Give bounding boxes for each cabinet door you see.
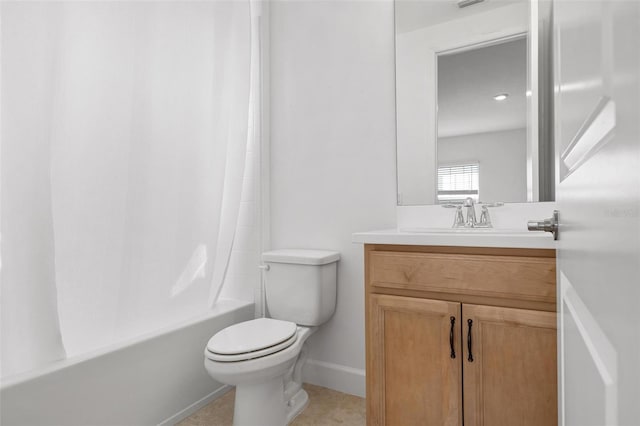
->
[368,294,462,426]
[462,304,557,426]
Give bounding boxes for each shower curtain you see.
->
[1,0,255,378]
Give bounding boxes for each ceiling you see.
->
[395,0,525,34]
[437,37,527,138]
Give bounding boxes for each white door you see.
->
[554,0,640,425]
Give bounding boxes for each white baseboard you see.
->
[302,359,366,398]
[158,384,232,426]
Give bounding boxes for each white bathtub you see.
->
[0,299,254,426]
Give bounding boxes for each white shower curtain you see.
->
[1,0,254,378]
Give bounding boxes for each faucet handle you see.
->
[452,205,465,228]
[477,205,492,228]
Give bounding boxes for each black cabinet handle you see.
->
[449,316,456,359]
[467,319,474,362]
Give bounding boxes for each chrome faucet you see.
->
[463,197,477,228]
[447,198,502,228]
[449,197,477,228]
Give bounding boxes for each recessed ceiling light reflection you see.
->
[493,93,509,101]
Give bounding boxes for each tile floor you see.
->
[177,383,365,426]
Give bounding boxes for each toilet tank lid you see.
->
[262,249,340,265]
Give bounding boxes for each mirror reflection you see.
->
[395,0,553,206]
[437,37,527,204]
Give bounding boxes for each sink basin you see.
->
[400,227,528,235]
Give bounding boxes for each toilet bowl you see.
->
[203,249,340,426]
[204,320,316,425]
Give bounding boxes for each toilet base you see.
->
[285,387,309,424]
[233,377,286,426]
[232,381,309,426]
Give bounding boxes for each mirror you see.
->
[395,0,554,206]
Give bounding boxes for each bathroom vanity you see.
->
[354,231,557,426]
[366,0,559,420]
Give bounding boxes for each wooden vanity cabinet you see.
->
[462,304,557,426]
[365,244,557,426]
[368,294,462,426]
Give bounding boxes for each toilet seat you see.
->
[206,318,298,362]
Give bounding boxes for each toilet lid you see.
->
[206,318,297,357]
[206,332,298,362]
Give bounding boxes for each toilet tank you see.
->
[262,249,340,326]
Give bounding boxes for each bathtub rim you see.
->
[0,298,254,390]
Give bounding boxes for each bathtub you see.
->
[0,299,254,426]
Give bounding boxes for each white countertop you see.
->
[352,228,556,249]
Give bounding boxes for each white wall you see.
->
[269,0,397,396]
[438,128,528,203]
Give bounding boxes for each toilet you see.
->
[204,249,340,426]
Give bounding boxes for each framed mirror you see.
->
[395,0,553,206]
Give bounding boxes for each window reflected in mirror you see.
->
[437,163,480,204]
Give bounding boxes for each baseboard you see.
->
[302,359,366,398]
[157,384,232,426]
[158,361,364,425]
